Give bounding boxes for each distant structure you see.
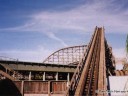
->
[115,58,127,64]
[124,64,128,71]
[43,45,87,65]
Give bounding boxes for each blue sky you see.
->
[0,0,127,62]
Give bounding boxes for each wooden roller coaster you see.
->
[65,27,115,96]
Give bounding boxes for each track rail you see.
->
[0,70,14,81]
[0,63,19,81]
[65,27,107,96]
[81,28,101,96]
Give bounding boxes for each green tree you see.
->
[126,34,128,58]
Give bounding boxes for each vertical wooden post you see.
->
[29,71,31,81]
[21,81,24,96]
[56,72,58,81]
[48,81,51,96]
[67,73,70,88]
[43,72,45,81]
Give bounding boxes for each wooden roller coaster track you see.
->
[65,26,115,96]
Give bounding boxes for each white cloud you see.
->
[112,48,127,70]
[0,46,52,62]
[113,48,126,59]
[46,32,68,47]
[116,64,123,70]
[0,0,128,34]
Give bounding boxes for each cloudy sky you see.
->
[0,0,127,62]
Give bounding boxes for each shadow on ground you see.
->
[0,79,22,96]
